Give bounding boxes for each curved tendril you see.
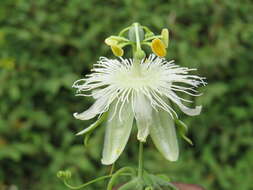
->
[63,175,111,189]
[107,167,136,190]
[62,173,133,190]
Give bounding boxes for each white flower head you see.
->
[73,54,206,165]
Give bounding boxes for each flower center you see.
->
[112,64,161,89]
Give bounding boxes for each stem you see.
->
[109,163,115,176]
[143,35,162,42]
[107,167,136,190]
[119,27,130,36]
[141,26,152,33]
[138,142,144,178]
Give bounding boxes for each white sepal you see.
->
[73,97,108,120]
[150,108,179,161]
[101,101,134,165]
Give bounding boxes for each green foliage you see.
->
[0,0,253,189]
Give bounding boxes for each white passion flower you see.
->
[73,54,205,165]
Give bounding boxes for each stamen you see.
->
[161,28,169,48]
[111,45,124,57]
[151,39,167,57]
[73,55,204,122]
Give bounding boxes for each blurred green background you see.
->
[1,0,253,189]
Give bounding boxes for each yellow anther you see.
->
[161,28,169,48]
[111,45,124,57]
[105,37,117,46]
[151,38,167,57]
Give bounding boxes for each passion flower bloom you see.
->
[72,54,205,165]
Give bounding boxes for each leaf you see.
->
[118,178,140,190]
[149,174,178,190]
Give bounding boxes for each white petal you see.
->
[133,93,152,142]
[73,97,108,120]
[150,108,179,161]
[101,100,134,165]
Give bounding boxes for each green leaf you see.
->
[148,174,178,190]
[155,174,171,182]
[118,178,140,190]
